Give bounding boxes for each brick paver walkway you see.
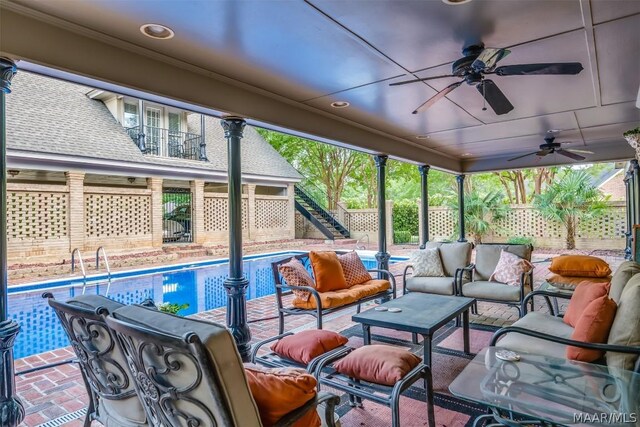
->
[14,249,625,427]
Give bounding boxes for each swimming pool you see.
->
[9,251,406,359]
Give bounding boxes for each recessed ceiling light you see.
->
[415,135,431,140]
[442,0,472,5]
[462,153,472,157]
[547,129,561,133]
[140,23,175,40]
[330,101,350,108]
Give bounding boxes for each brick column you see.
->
[190,180,205,244]
[385,200,394,248]
[66,171,85,252]
[147,177,163,248]
[247,184,257,241]
[287,184,296,239]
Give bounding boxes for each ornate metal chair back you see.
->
[44,293,147,426]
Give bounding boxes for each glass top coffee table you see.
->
[450,347,640,426]
[352,293,475,366]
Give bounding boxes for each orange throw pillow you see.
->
[244,364,320,427]
[563,281,610,327]
[338,251,372,287]
[566,295,617,362]
[333,345,421,386]
[549,255,611,278]
[309,251,347,292]
[271,330,348,364]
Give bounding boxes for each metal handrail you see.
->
[71,248,88,293]
[125,125,202,160]
[96,246,112,296]
[355,234,369,250]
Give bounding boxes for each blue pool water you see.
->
[9,251,405,359]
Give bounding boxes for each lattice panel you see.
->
[349,212,378,232]
[85,193,151,237]
[255,199,289,229]
[7,191,68,240]
[577,206,626,239]
[492,207,564,239]
[428,208,456,239]
[204,196,248,231]
[295,212,305,231]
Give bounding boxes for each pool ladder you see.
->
[71,247,112,296]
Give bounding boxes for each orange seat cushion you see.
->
[549,255,611,278]
[271,330,348,364]
[546,274,611,290]
[292,279,390,310]
[244,364,320,427]
[309,251,348,292]
[338,251,372,286]
[333,345,421,386]
[566,295,617,362]
[563,281,610,327]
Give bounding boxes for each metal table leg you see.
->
[463,308,470,354]
[363,325,371,345]
[422,334,432,367]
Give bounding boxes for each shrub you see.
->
[507,236,535,246]
[157,302,189,315]
[394,230,412,244]
[393,200,419,238]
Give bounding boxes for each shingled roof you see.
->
[6,72,301,181]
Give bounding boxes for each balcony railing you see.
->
[125,125,205,161]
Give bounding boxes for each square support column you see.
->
[66,171,86,252]
[246,184,257,241]
[221,117,251,361]
[0,56,25,427]
[287,184,296,239]
[147,178,164,248]
[190,179,205,244]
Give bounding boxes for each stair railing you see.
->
[295,182,349,235]
[71,248,88,294]
[96,246,113,296]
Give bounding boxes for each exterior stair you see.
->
[294,185,350,240]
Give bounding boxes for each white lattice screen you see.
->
[428,207,456,240]
[7,191,68,240]
[204,195,248,231]
[255,198,289,229]
[348,211,378,232]
[491,206,564,239]
[577,205,626,239]
[85,193,151,237]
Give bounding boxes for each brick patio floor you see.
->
[13,250,625,427]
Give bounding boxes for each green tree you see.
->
[533,169,609,249]
[447,188,510,244]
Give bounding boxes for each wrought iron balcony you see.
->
[125,125,207,161]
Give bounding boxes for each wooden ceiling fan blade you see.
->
[412,81,463,114]
[508,151,538,162]
[495,62,583,76]
[557,149,585,161]
[390,75,456,86]
[536,149,552,156]
[477,80,514,115]
[566,149,594,154]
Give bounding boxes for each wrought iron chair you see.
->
[105,304,341,427]
[43,293,147,427]
[272,251,396,334]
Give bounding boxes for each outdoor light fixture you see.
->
[442,0,472,5]
[7,170,19,177]
[330,101,350,108]
[128,177,136,183]
[140,23,175,40]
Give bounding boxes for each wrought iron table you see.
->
[450,347,640,426]
[352,293,475,366]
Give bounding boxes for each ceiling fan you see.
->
[390,44,583,115]
[508,136,593,162]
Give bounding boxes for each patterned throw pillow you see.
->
[338,251,372,287]
[489,250,533,286]
[410,248,445,277]
[278,258,314,302]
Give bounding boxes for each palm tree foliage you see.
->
[533,170,609,249]
[447,190,510,244]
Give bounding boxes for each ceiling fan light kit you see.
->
[392,43,583,117]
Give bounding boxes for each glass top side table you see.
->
[450,347,639,426]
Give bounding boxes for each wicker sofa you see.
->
[272,252,396,334]
[492,260,640,373]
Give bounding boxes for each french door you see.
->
[146,107,162,155]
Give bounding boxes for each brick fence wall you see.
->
[6,174,295,261]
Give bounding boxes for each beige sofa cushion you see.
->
[406,277,455,295]
[66,295,147,427]
[496,312,574,359]
[424,241,472,277]
[606,275,640,371]
[461,280,529,302]
[474,244,532,281]
[112,305,262,427]
[609,260,640,303]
